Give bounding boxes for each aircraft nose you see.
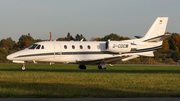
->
[6,54,14,60]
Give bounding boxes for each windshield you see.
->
[28,44,38,49]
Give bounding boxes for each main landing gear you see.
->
[78,65,86,69]
[78,61,106,70]
[98,61,106,70]
[21,62,28,70]
[98,64,106,69]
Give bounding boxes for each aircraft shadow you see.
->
[0,81,178,98]
[0,69,180,74]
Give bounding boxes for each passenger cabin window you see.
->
[41,45,44,49]
[87,45,91,49]
[64,45,67,49]
[28,44,38,49]
[36,45,41,49]
[72,45,75,49]
[80,45,83,49]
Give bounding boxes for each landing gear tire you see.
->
[98,65,102,69]
[21,61,28,71]
[98,64,106,70]
[21,65,26,70]
[78,65,86,69]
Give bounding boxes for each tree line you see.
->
[0,32,180,64]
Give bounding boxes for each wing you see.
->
[76,55,130,65]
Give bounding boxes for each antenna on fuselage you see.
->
[50,32,52,41]
[80,38,84,41]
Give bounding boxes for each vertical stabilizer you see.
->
[143,17,168,41]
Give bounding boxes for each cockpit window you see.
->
[36,45,41,49]
[41,45,44,49]
[28,44,38,49]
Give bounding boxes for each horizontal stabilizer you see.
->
[143,34,171,42]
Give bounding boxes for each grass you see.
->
[0,64,180,98]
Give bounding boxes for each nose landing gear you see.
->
[21,62,28,70]
[21,65,26,70]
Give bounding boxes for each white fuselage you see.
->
[6,39,161,65]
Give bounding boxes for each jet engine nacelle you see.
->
[106,41,137,53]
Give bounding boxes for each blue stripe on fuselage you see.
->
[15,45,161,58]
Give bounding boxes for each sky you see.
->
[0,0,180,42]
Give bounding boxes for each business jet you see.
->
[7,17,171,70]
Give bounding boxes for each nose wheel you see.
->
[21,62,28,70]
[21,65,26,70]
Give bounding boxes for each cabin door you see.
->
[54,43,61,59]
